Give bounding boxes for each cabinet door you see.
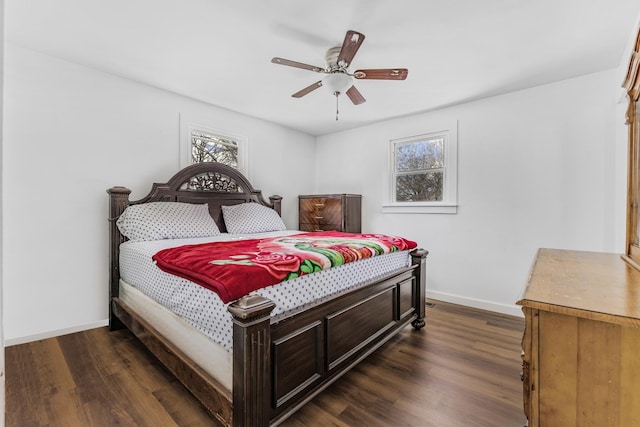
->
[623,28,640,269]
[536,310,640,426]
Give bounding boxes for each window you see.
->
[179,114,247,175]
[383,121,458,214]
[190,130,239,167]
[394,136,445,202]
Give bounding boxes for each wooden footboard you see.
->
[229,249,427,426]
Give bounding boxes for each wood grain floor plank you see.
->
[6,300,527,427]
[41,389,92,427]
[277,400,350,427]
[152,386,219,427]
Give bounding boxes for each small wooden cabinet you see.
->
[298,194,361,233]
[517,249,640,427]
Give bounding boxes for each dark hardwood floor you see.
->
[5,300,527,426]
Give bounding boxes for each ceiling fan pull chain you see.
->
[335,92,339,121]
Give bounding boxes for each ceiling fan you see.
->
[271,30,408,120]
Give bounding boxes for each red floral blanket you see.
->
[152,231,417,303]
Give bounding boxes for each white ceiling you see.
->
[6,0,640,136]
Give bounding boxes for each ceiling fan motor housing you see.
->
[325,46,344,71]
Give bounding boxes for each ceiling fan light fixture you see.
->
[322,72,353,95]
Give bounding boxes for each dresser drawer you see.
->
[299,198,342,225]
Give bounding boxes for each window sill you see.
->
[381,203,458,214]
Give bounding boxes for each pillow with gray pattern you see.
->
[117,202,220,241]
[222,202,286,234]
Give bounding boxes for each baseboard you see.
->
[426,290,523,318]
[4,319,109,347]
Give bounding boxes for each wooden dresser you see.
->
[298,194,361,233]
[517,248,640,427]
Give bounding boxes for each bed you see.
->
[107,162,428,427]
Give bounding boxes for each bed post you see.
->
[411,249,429,329]
[228,295,276,427]
[107,186,132,331]
[269,195,282,216]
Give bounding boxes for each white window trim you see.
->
[179,113,248,176]
[382,120,458,214]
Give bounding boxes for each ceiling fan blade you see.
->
[346,85,366,105]
[354,68,408,80]
[271,57,325,73]
[337,30,365,68]
[292,81,323,98]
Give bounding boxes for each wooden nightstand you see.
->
[298,194,361,233]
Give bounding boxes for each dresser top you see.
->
[298,194,361,198]
[518,248,640,325]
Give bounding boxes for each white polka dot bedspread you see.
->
[119,230,413,351]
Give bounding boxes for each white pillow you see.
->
[116,202,220,241]
[222,202,286,234]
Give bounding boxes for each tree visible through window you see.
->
[393,136,445,202]
[191,129,239,168]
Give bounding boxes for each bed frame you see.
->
[107,162,428,427]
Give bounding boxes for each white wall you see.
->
[2,44,316,344]
[316,70,622,316]
[0,0,5,423]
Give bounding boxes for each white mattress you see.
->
[119,279,233,390]
[119,231,412,352]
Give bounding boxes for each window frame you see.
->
[179,113,248,176]
[383,121,458,214]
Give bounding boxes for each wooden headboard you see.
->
[106,162,282,328]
